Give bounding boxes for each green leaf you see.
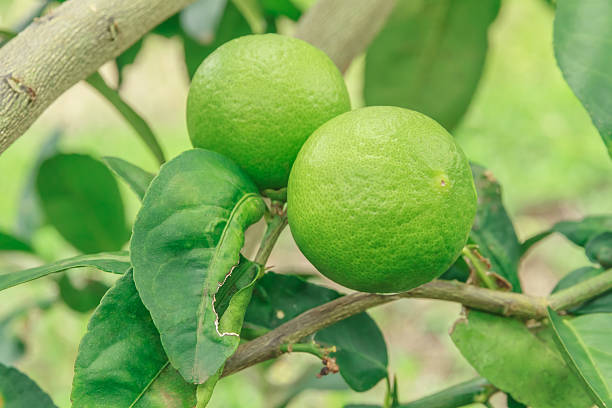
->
[36,153,129,253]
[0,251,130,291]
[554,0,612,157]
[0,232,33,253]
[86,73,166,165]
[102,156,154,201]
[0,321,25,365]
[552,266,612,315]
[316,314,388,392]
[469,164,522,292]
[554,215,612,247]
[180,0,228,43]
[116,39,143,87]
[549,309,612,408]
[131,149,265,384]
[259,0,302,20]
[0,363,57,407]
[245,272,388,391]
[586,232,612,268]
[56,274,110,313]
[507,395,528,408]
[152,14,182,38]
[439,256,470,282]
[364,0,500,130]
[183,1,252,79]
[15,129,61,241]
[72,270,196,407]
[398,377,492,408]
[451,310,592,408]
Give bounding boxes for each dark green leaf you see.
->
[152,14,182,38]
[245,272,388,391]
[439,256,470,282]
[0,363,57,407]
[72,271,196,407]
[451,310,592,408]
[183,1,252,79]
[316,314,388,392]
[548,309,612,408]
[259,0,302,20]
[586,232,612,268]
[15,129,61,241]
[102,156,154,201]
[56,274,110,313]
[364,0,500,130]
[180,0,228,43]
[0,251,130,291]
[131,149,265,383]
[552,266,612,315]
[86,73,166,165]
[116,39,143,87]
[0,232,33,253]
[398,377,492,408]
[554,0,612,157]
[554,215,612,247]
[469,164,522,292]
[507,394,528,408]
[36,153,129,253]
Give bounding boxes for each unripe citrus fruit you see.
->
[186,34,351,190]
[287,106,477,293]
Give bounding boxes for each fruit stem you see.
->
[461,247,498,290]
[279,342,336,360]
[254,200,288,267]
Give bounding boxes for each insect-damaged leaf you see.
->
[131,149,265,384]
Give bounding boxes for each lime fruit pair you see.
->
[187,34,476,294]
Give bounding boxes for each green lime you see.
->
[186,34,351,190]
[287,106,477,293]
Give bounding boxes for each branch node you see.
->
[318,357,339,377]
[3,75,36,102]
[108,17,119,41]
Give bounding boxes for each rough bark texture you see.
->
[294,0,397,72]
[0,0,195,154]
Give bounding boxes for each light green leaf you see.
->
[549,309,612,408]
[451,310,592,408]
[0,363,57,407]
[469,164,522,292]
[36,153,129,253]
[72,270,196,407]
[131,149,265,384]
[0,251,130,291]
[102,156,154,201]
[364,0,500,130]
[399,377,493,408]
[554,0,612,157]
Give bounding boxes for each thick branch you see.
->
[0,0,195,154]
[294,0,396,72]
[223,270,612,376]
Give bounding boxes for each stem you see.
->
[85,72,165,165]
[462,247,497,290]
[549,268,612,310]
[279,342,334,359]
[223,269,612,377]
[253,203,288,266]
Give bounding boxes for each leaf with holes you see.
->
[0,251,130,292]
[71,270,196,407]
[364,0,500,130]
[469,164,521,292]
[36,153,129,253]
[130,149,265,384]
[549,309,612,408]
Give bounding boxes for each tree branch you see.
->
[223,269,612,377]
[0,0,195,155]
[294,0,396,72]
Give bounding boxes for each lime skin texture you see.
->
[186,33,351,191]
[287,106,477,293]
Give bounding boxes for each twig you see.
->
[222,269,612,377]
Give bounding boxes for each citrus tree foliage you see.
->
[1,1,611,407]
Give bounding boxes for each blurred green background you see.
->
[0,0,611,407]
